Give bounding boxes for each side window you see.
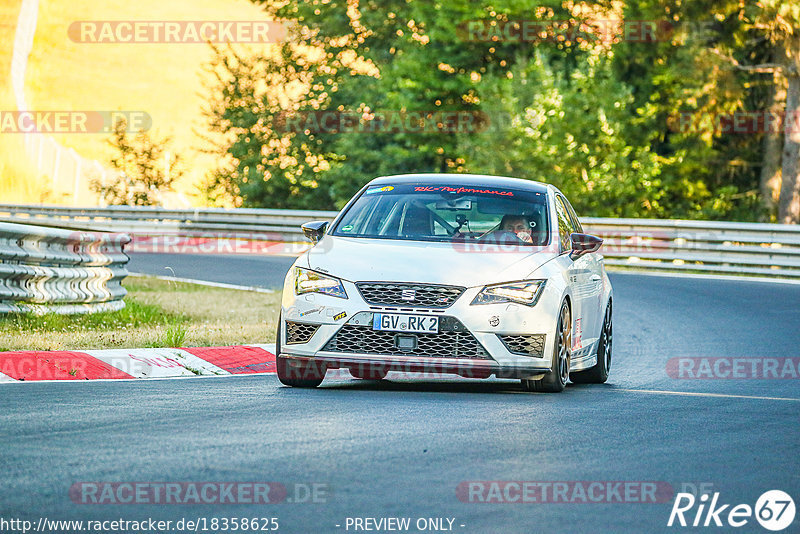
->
[563,197,584,233]
[554,195,576,253]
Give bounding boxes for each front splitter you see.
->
[280,352,550,380]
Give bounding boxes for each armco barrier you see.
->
[0,204,798,279]
[0,221,130,314]
[0,204,338,242]
[581,217,800,278]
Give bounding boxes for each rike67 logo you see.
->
[668,490,795,531]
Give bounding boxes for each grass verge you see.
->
[0,276,280,351]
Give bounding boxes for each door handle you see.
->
[590,274,602,282]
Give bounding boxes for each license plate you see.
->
[372,313,439,334]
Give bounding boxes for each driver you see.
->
[500,215,534,243]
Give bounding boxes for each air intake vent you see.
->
[285,322,320,344]
[498,334,545,358]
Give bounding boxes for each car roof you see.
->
[368,173,552,195]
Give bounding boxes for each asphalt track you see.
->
[127,253,296,289]
[1,253,799,533]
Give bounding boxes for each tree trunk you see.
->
[760,71,784,218]
[779,67,800,224]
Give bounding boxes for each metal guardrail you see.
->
[0,221,130,314]
[0,204,798,279]
[581,217,800,278]
[0,204,337,241]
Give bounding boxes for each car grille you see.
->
[323,317,490,359]
[285,321,320,344]
[355,282,465,308]
[499,334,545,357]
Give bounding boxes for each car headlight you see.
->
[294,267,348,299]
[471,280,546,306]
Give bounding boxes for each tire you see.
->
[522,300,571,393]
[275,313,325,388]
[571,300,612,384]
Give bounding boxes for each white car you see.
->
[277,174,612,392]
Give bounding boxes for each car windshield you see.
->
[331,183,550,246]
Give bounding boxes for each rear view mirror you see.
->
[301,221,329,243]
[435,199,472,211]
[570,233,603,259]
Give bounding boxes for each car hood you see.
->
[304,236,557,287]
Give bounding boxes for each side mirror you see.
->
[570,233,602,259]
[301,221,329,244]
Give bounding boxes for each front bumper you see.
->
[281,276,561,380]
[279,352,550,379]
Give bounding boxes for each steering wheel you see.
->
[478,230,530,244]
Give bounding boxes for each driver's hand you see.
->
[516,231,533,243]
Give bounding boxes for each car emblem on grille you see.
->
[401,289,416,301]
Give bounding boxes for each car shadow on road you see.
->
[321,379,523,395]
[313,377,610,395]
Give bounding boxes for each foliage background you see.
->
[201,0,797,221]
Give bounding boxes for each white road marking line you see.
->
[616,388,800,402]
[128,272,275,293]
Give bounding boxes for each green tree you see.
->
[606,0,799,220]
[209,1,587,208]
[92,119,183,206]
[458,53,668,217]
[203,0,791,221]
[201,43,340,208]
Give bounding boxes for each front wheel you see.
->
[571,300,612,384]
[276,356,325,388]
[522,300,571,393]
